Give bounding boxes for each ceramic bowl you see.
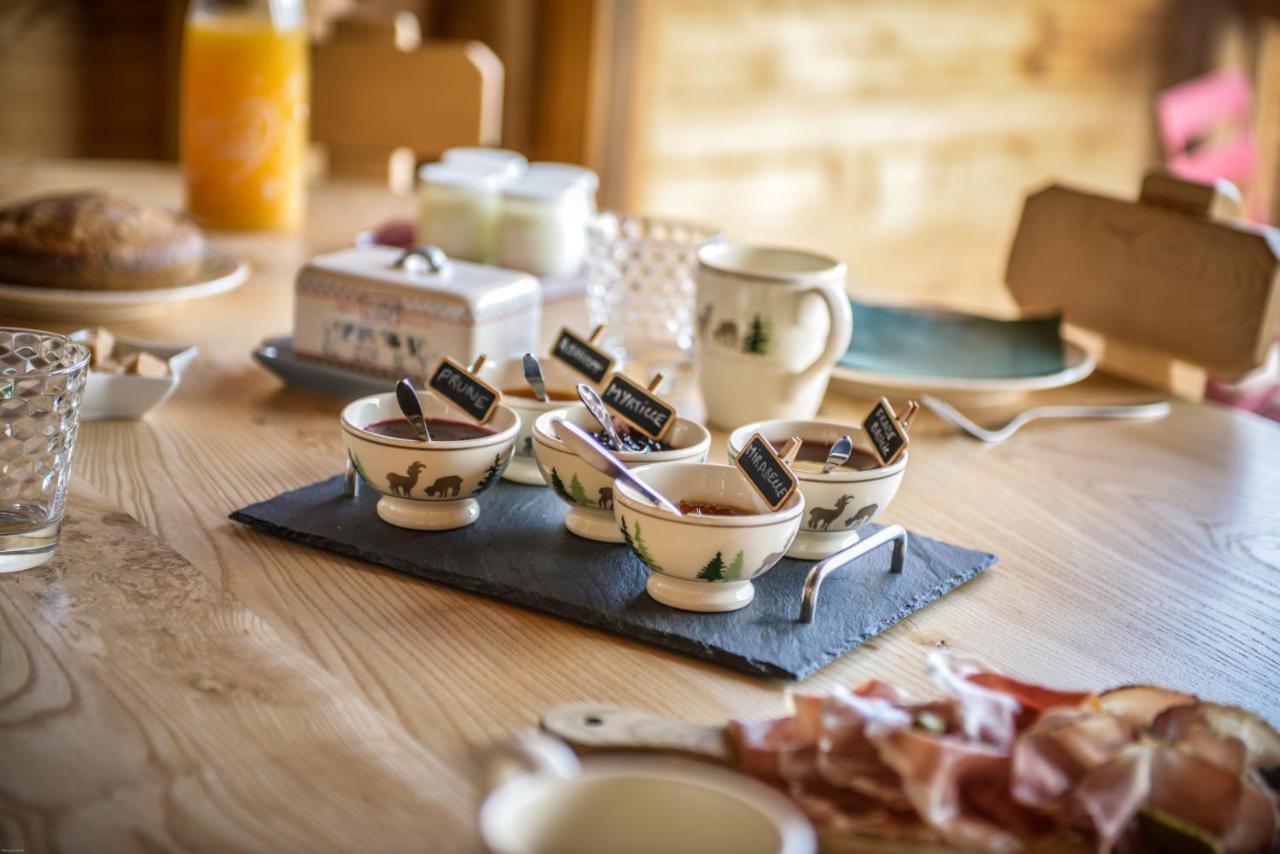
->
[727,418,908,560]
[532,405,711,542]
[612,463,803,612]
[341,391,520,530]
[70,329,198,421]
[482,356,598,486]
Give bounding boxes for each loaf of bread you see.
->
[0,191,205,290]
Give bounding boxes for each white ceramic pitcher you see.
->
[694,244,852,428]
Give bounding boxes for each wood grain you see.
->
[312,19,504,186]
[1,160,1279,850]
[0,484,475,853]
[620,0,1176,312]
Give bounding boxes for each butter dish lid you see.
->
[298,245,540,317]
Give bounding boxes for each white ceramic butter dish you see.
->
[293,245,541,377]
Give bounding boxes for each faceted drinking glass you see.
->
[0,329,89,572]
[585,214,719,389]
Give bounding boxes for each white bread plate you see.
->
[69,329,198,421]
[0,251,248,323]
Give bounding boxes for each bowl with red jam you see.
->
[482,356,602,487]
[531,405,711,543]
[340,391,520,530]
[727,418,908,560]
[612,462,804,612]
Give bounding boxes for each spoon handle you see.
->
[554,420,682,515]
[522,353,550,403]
[576,383,625,450]
[394,378,433,442]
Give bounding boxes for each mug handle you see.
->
[486,732,582,790]
[794,280,853,386]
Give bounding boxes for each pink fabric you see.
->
[1157,70,1255,194]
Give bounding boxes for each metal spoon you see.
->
[394,378,432,442]
[821,434,854,474]
[522,353,550,402]
[576,382,624,450]
[553,420,682,515]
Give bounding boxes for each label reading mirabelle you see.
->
[735,432,798,511]
[863,397,908,465]
[551,327,614,384]
[599,373,675,440]
[429,357,500,423]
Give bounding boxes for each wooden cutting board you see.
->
[1006,170,1280,389]
[0,484,475,852]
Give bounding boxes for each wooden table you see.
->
[2,160,1278,853]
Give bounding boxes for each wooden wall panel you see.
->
[623,0,1177,312]
[0,0,168,161]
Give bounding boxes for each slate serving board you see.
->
[230,478,996,680]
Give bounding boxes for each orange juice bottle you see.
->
[181,0,308,231]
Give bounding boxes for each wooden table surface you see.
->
[2,160,1278,853]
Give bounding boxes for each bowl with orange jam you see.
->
[341,391,520,530]
[727,418,908,560]
[612,462,804,612]
[482,356,594,486]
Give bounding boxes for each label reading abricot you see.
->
[551,327,614,384]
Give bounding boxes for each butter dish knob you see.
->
[394,244,451,276]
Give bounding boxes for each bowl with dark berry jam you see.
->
[612,462,804,612]
[531,404,711,543]
[481,356,597,487]
[727,418,908,560]
[340,391,520,531]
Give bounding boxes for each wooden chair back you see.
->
[1006,170,1280,399]
[311,12,504,192]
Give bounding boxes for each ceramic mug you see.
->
[480,735,816,854]
[695,245,852,429]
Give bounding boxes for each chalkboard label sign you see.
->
[600,373,676,440]
[735,432,798,511]
[863,397,909,465]
[429,357,500,423]
[551,327,614,384]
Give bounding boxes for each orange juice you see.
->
[181,10,308,231]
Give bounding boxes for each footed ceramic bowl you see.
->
[341,391,520,530]
[613,463,803,612]
[727,418,908,560]
[532,405,710,542]
[482,356,600,486]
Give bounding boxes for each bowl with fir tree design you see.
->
[532,405,710,542]
[727,418,908,560]
[613,462,804,612]
[481,355,602,486]
[341,391,520,531]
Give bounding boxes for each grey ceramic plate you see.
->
[252,336,388,399]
